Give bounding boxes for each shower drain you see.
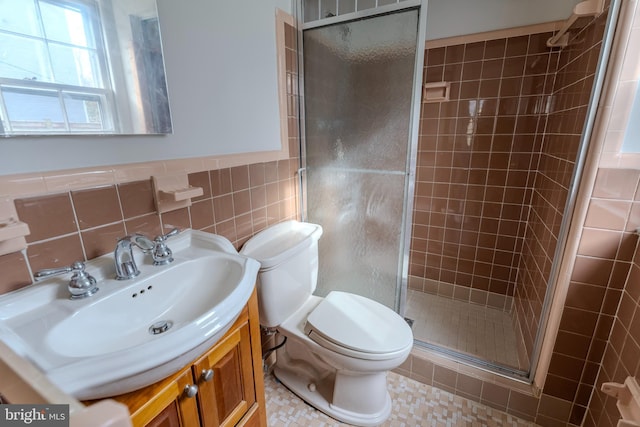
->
[149,320,173,335]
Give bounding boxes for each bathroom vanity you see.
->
[0,229,266,426]
[87,289,267,427]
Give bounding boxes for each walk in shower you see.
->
[298,0,615,380]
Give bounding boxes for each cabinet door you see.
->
[144,404,181,427]
[193,322,256,427]
[236,405,261,427]
[131,369,200,427]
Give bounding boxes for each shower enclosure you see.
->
[299,0,616,380]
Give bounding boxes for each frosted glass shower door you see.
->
[303,9,419,310]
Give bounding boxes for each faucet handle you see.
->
[34,261,99,300]
[34,261,86,280]
[152,228,179,266]
[156,228,179,242]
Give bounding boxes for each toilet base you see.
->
[273,366,392,427]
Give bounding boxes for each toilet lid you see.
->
[304,291,413,355]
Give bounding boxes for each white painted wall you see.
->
[0,0,291,176]
[426,0,582,40]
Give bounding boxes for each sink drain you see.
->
[149,320,173,335]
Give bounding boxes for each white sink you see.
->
[0,230,260,400]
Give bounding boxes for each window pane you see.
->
[304,0,319,22]
[3,87,66,131]
[0,32,53,81]
[320,0,337,19]
[0,0,42,37]
[49,43,102,87]
[39,1,95,48]
[338,0,356,16]
[63,92,108,131]
[357,0,376,11]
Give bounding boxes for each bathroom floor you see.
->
[405,290,526,370]
[265,371,539,426]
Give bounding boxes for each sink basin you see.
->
[47,255,245,358]
[0,230,260,400]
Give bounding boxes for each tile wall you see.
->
[515,1,609,363]
[409,31,560,312]
[577,169,640,427]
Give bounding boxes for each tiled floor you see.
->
[405,290,526,370]
[265,371,539,426]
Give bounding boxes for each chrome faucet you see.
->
[34,261,99,299]
[114,234,155,280]
[114,229,180,280]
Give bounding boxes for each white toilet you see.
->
[241,220,413,426]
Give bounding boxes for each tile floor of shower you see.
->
[405,289,528,371]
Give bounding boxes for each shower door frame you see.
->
[295,0,428,317]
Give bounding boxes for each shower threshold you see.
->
[413,339,530,380]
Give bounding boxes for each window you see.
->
[0,0,114,134]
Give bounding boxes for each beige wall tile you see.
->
[15,193,77,243]
[71,186,122,230]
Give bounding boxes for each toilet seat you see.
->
[304,291,413,361]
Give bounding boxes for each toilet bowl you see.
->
[241,220,413,426]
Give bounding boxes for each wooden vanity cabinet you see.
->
[95,289,267,427]
[193,321,255,427]
[131,368,200,427]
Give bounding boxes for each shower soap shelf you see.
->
[601,377,640,427]
[423,82,450,103]
[152,173,204,214]
[547,0,604,47]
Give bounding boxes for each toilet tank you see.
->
[240,221,323,328]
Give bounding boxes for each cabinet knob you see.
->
[200,369,214,382]
[183,384,198,398]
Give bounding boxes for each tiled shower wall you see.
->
[409,32,561,311]
[0,21,301,297]
[515,7,609,365]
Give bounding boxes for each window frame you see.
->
[0,0,117,135]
